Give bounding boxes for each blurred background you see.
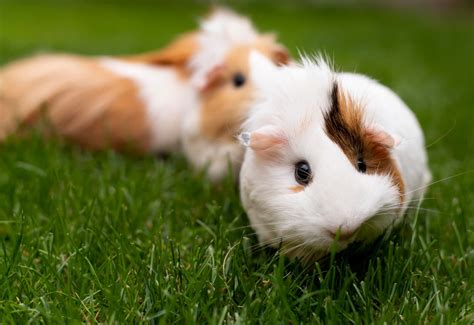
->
[0,2,473,321]
[1,0,472,61]
[0,0,473,166]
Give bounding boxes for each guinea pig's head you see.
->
[195,40,288,142]
[239,52,404,262]
[181,8,289,181]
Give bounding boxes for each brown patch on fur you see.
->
[122,32,197,81]
[324,83,405,201]
[258,34,289,66]
[289,185,304,193]
[199,46,255,141]
[123,32,197,71]
[199,39,289,142]
[0,55,151,152]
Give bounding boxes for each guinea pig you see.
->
[0,8,288,180]
[239,52,431,263]
[181,8,289,180]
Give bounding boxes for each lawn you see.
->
[0,0,473,323]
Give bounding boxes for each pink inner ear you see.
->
[272,46,289,66]
[200,64,225,92]
[248,125,287,160]
[366,126,399,148]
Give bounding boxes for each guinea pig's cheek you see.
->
[356,211,394,243]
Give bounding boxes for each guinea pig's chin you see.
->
[354,212,398,243]
[278,237,350,262]
[273,212,399,261]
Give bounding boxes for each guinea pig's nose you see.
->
[328,226,357,241]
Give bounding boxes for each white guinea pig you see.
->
[239,52,432,262]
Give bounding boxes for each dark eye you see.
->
[295,160,312,185]
[356,157,367,173]
[232,73,246,88]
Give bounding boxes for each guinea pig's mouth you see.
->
[325,213,395,247]
[328,229,358,242]
[359,213,395,239]
[328,237,355,251]
[275,212,397,262]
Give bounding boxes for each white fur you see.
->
[100,58,198,151]
[239,52,431,261]
[181,106,244,181]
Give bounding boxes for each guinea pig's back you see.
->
[0,54,198,153]
[99,58,198,152]
[0,54,157,152]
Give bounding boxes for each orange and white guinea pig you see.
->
[0,8,289,181]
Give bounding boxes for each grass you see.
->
[0,0,473,323]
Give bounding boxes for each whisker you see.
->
[282,240,310,256]
[405,170,473,196]
[425,120,456,149]
[229,220,294,231]
[249,232,304,250]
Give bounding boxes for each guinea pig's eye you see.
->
[232,73,246,88]
[356,157,367,173]
[295,160,312,185]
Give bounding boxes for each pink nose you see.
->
[329,227,357,241]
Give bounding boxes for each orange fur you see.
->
[0,55,151,152]
[289,185,304,193]
[199,46,254,141]
[0,26,202,151]
[199,39,289,142]
[123,32,197,68]
[0,30,201,151]
[0,18,289,159]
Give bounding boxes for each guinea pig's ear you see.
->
[238,125,287,160]
[366,124,401,149]
[198,63,226,92]
[272,44,290,66]
[124,32,197,66]
[249,50,279,91]
[261,33,289,66]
